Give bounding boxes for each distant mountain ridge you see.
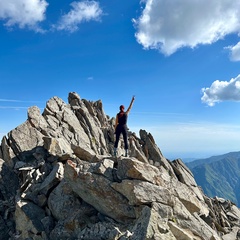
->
[186,151,240,206]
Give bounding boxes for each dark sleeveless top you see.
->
[117,112,128,126]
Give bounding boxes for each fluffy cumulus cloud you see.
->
[0,0,103,32]
[54,1,103,32]
[201,75,240,106]
[226,42,240,61]
[0,0,48,31]
[134,0,240,55]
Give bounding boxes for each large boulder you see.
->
[170,158,198,186]
[64,160,136,223]
[15,200,46,239]
[116,157,163,185]
[48,179,82,221]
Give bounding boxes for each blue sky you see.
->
[1,0,240,159]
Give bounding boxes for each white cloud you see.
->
[134,0,240,55]
[0,99,43,103]
[0,106,29,109]
[54,1,103,32]
[201,74,240,106]
[0,99,28,102]
[226,42,240,61]
[0,0,48,31]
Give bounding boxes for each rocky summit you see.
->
[0,92,240,240]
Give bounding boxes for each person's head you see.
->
[119,105,125,112]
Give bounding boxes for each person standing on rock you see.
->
[114,96,135,157]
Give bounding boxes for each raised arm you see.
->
[126,96,135,114]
